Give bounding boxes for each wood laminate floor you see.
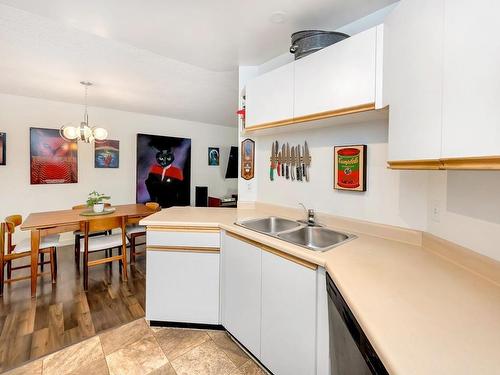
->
[0,244,146,373]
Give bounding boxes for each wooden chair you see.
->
[80,216,129,290]
[126,202,160,263]
[72,203,112,264]
[1,216,58,296]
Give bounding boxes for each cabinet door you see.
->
[146,250,220,324]
[294,27,377,119]
[441,0,500,158]
[384,0,445,161]
[221,233,261,356]
[261,250,317,375]
[245,63,294,128]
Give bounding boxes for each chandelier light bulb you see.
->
[61,126,78,140]
[93,127,108,141]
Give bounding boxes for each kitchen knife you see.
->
[275,140,279,176]
[297,145,302,181]
[281,144,285,177]
[300,145,306,180]
[286,143,290,179]
[290,146,295,181]
[270,142,275,181]
[277,150,281,177]
[304,141,311,182]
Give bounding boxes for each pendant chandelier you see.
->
[60,81,108,143]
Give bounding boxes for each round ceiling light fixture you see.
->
[60,81,108,143]
[270,11,287,24]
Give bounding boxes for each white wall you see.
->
[255,120,428,230]
[427,171,500,261]
[0,93,238,240]
[238,66,259,203]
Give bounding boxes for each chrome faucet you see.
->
[299,203,316,226]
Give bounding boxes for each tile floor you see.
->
[5,318,266,375]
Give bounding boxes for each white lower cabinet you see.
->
[221,233,262,357]
[221,231,322,375]
[261,250,317,375]
[146,249,220,325]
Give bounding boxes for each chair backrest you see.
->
[4,215,21,250]
[80,216,125,235]
[145,202,160,211]
[72,203,111,210]
[4,215,22,234]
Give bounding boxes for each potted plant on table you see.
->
[86,191,111,213]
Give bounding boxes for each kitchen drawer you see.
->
[146,227,220,248]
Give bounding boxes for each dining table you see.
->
[20,203,156,297]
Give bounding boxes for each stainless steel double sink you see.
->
[235,217,356,252]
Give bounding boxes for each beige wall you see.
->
[0,93,238,242]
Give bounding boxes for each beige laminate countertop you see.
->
[140,205,500,375]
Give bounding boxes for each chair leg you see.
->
[121,244,128,281]
[6,258,11,280]
[83,249,89,291]
[130,235,136,264]
[50,248,56,284]
[0,255,4,297]
[53,248,58,277]
[75,235,81,265]
[40,252,45,271]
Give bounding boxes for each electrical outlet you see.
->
[431,200,440,223]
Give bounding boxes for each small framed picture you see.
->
[208,147,220,166]
[334,145,367,192]
[95,140,120,168]
[0,133,5,166]
[241,139,255,180]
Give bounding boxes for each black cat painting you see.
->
[136,134,191,207]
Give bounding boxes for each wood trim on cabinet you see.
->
[226,231,318,271]
[387,159,442,170]
[441,156,500,170]
[146,226,220,233]
[244,103,376,132]
[388,155,500,170]
[146,245,220,253]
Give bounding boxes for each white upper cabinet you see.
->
[245,63,294,128]
[384,0,445,162]
[294,26,380,119]
[244,25,383,130]
[441,0,500,158]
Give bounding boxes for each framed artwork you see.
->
[0,133,5,166]
[136,133,191,208]
[95,140,119,168]
[30,127,78,184]
[208,147,220,166]
[241,138,255,180]
[334,145,367,192]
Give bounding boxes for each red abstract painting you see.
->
[30,128,78,184]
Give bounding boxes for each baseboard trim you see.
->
[148,320,225,330]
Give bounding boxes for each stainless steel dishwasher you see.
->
[327,273,388,375]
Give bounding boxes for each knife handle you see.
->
[277,162,280,176]
[270,166,274,181]
[286,165,289,179]
[297,166,301,181]
[302,164,306,179]
[281,163,284,177]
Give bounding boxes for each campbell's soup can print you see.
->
[337,148,361,189]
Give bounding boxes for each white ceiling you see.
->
[0,0,397,126]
